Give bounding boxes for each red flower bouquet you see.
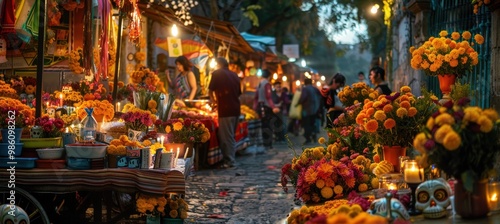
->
[34,115,65,137]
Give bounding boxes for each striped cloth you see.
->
[174,74,191,99]
[0,168,185,195]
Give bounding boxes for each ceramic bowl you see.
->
[36,148,65,160]
[65,143,107,159]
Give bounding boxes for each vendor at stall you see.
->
[167,56,198,100]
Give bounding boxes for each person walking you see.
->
[369,66,392,95]
[321,73,346,128]
[253,70,280,149]
[297,78,321,145]
[209,57,241,168]
[358,71,371,87]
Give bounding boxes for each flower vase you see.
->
[128,129,145,142]
[382,145,406,173]
[437,74,456,103]
[146,215,160,224]
[454,179,489,219]
[1,127,23,143]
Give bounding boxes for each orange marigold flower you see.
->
[383,104,393,113]
[408,107,418,117]
[474,34,484,44]
[462,31,472,40]
[365,119,379,133]
[400,101,411,109]
[383,118,396,129]
[374,110,387,121]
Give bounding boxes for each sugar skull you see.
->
[128,157,140,168]
[19,93,27,102]
[27,94,35,107]
[415,178,452,219]
[46,107,56,118]
[30,126,43,138]
[369,196,410,221]
[0,204,30,224]
[117,156,128,167]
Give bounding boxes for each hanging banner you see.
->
[167,37,183,57]
[283,44,299,59]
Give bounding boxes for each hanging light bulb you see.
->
[316,81,321,87]
[282,76,287,82]
[273,73,278,80]
[209,58,217,69]
[320,75,325,81]
[171,24,178,36]
[295,80,301,87]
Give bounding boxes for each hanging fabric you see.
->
[14,0,36,43]
[96,0,111,82]
[1,0,16,34]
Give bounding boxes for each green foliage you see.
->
[242,5,262,27]
[450,82,476,104]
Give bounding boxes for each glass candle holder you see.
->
[404,160,424,216]
[488,182,500,212]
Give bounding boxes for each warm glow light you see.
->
[295,80,301,87]
[171,24,178,36]
[273,73,278,80]
[304,72,311,79]
[209,58,217,69]
[371,4,380,14]
[492,193,498,202]
[301,59,306,67]
[316,81,321,87]
[387,183,397,190]
[321,75,325,81]
[282,76,287,82]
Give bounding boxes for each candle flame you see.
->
[388,183,397,190]
[492,193,498,201]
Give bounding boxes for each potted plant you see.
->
[0,97,35,143]
[413,98,500,218]
[355,86,437,172]
[121,107,155,141]
[410,30,484,99]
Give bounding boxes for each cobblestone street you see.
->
[184,129,327,224]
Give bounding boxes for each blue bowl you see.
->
[0,143,23,157]
[67,157,91,170]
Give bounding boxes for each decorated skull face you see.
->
[368,197,410,220]
[46,107,56,118]
[30,126,43,138]
[19,93,27,102]
[415,178,452,219]
[27,94,34,103]
[0,204,30,224]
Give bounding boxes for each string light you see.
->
[171,24,178,36]
[148,0,198,26]
[209,58,217,69]
[273,73,278,80]
[282,76,287,82]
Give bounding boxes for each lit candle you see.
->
[404,162,424,183]
[116,102,120,112]
[387,183,397,190]
[59,93,63,107]
[65,127,69,133]
[160,136,165,146]
[183,147,189,159]
[175,147,180,166]
[46,102,49,108]
[488,182,500,211]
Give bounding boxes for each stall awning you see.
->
[139,4,254,55]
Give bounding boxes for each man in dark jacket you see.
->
[298,79,321,144]
[209,57,241,168]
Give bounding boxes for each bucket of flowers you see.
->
[0,97,35,142]
[121,107,155,142]
[355,86,437,172]
[135,194,167,223]
[162,118,210,158]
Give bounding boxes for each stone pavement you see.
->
[183,129,328,224]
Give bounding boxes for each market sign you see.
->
[167,37,183,57]
[282,44,299,59]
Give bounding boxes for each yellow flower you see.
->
[443,131,461,151]
[478,115,494,133]
[482,108,499,121]
[396,108,408,118]
[321,187,334,199]
[462,31,472,40]
[435,124,452,144]
[373,110,386,121]
[435,113,455,126]
[333,185,343,194]
[173,122,183,131]
[165,126,171,133]
[358,183,368,192]
[371,177,379,189]
[413,133,428,154]
[316,179,325,189]
[439,30,448,37]
[318,137,326,144]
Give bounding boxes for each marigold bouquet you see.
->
[163,118,210,143]
[338,82,379,107]
[0,80,18,99]
[0,97,35,128]
[356,86,437,147]
[163,196,189,219]
[136,194,167,217]
[76,100,115,122]
[413,98,500,192]
[121,107,155,132]
[34,115,65,137]
[410,30,484,77]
